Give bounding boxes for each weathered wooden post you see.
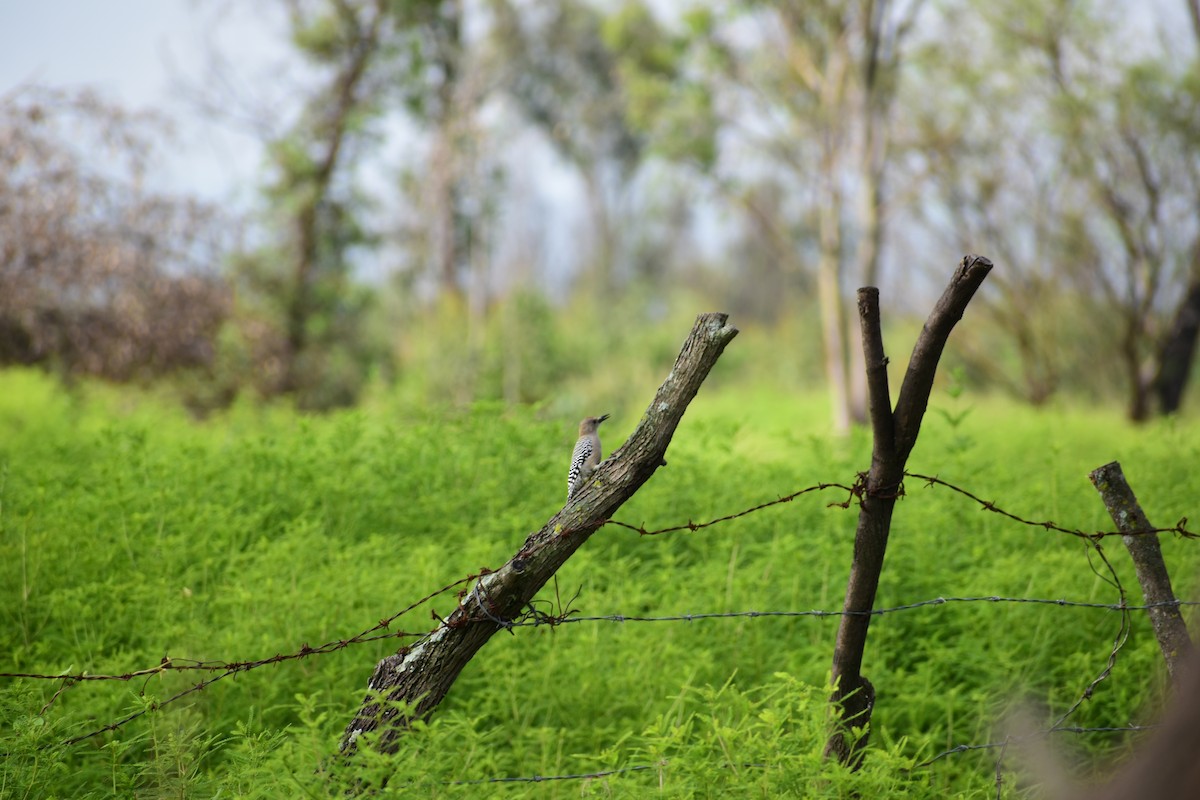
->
[1089,460,1192,680]
[825,255,993,767]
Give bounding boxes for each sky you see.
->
[1,0,284,205]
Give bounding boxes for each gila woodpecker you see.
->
[567,414,609,499]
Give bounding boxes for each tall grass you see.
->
[1,367,1196,798]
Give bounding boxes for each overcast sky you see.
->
[1,0,284,204]
[4,0,1188,201]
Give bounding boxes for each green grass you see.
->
[1,367,1197,798]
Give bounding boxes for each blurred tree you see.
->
[234,0,496,408]
[1147,1,1200,415]
[688,0,925,433]
[488,0,713,300]
[844,0,926,423]
[904,4,1079,405]
[384,0,501,306]
[202,0,546,408]
[0,87,231,383]
[918,0,1200,419]
[1157,280,1200,414]
[489,0,640,298]
[602,1,719,171]
[413,0,468,301]
[237,0,392,407]
[1053,44,1200,420]
[386,0,510,403]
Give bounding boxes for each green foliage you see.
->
[390,288,746,413]
[1,367,1198,797]
[602,1,718,168]
[291,11,349,62]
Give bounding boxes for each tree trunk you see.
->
[279,3,384,394]
[847,32,889,427]
[430,129,462,301]
[1119,316,1153,422]
[341,313,738,756]
[817,195,851,435]
[1156,280,1200,415]
[582,166,615,300]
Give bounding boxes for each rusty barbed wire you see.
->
[499,596,1199,629]
[16,571,488,747]
[597,467,1150,781]
[600,480,859,536]
[907,471,1196,540]
[3,572,481,684]
[0,479,859,690]
[593,471,1195,540]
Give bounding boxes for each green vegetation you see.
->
[1,367,1197,797]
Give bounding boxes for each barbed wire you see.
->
[25,571,486,746]
[10,596,1189,686]
[14,590,1160,752]
[1044,538,1130,771]
[2,471,1191,766]
[601,480,858,536]
[907,471,1196,540]
[598,467,1147,787]
[502,596,1200,630]
[450,763,660,785]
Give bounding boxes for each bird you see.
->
[567,414,609,499]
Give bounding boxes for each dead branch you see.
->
[340,312,738,755]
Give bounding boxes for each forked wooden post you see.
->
[1089,461,1193,680]
[825,256,992,767]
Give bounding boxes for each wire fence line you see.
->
[906,472,1196,541]
[3,470,1195,780]
[7,597,1194,684]
[919,724,1165,766]
[449,764,661,786]
[509,596,1200,629]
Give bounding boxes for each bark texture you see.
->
[825,255,992,766]
[341,312,738,755]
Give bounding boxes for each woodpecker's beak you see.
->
[597,413,610,424]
